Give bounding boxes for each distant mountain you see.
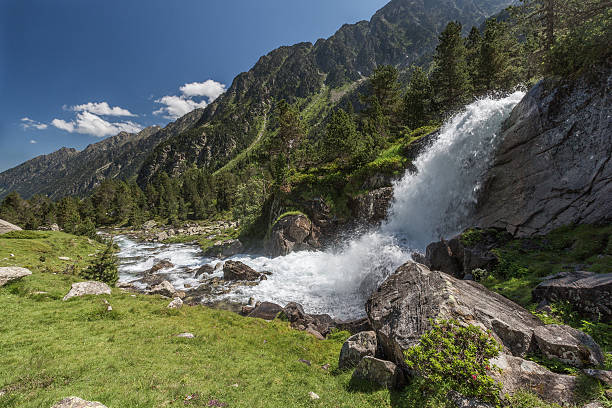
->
[1,0,514,199]
[0,109,203,199]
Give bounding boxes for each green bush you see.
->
[404,320,503,404]
[80,242,119,286]
[0,230,49,239]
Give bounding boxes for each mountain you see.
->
[0,109,203,200]
[1,0,515,199]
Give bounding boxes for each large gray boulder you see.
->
[63,281,111,301]
[0,219,22,234]
[265,214,320,257]
[489,354,579,406]
[351,356,405,389]
[51,396,107,408]
[223,261,261,281]
[351,187,394,224]
[0,266,31,286]
[475,67,612,237]
[339,331,377,370]
[366,262,604,371]
[533,271,612,322]
[204,239,243,259]
[150,280,178,298]
[247,302,283,320]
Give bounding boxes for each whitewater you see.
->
[116,91,525,320]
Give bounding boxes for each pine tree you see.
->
[403,66,435,129]
[360,65,402,141]
[322,108,361,164]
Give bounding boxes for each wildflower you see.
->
[472,374,477,380]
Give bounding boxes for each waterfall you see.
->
[117,91,525,319]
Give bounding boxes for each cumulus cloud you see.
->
[71,101,137,117]
[51,111,143,137]
[154,79,226,120]
[21,117,48,130]
[30,139,37,144]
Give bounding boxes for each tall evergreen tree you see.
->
[403,66,435,129]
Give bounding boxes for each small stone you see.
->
[230,383,239,388]
[176,332,194,338]
[51,396,107,408]
[167,297,183,309]
[58,256,71,261]
[321,364,330,370]
[63,281,112,301]
[298,359,311,366]
[306,327,325,340]
[583,369,612,386]
[308,392,320,400]
[351,356,405,389]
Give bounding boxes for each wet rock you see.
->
[533,324,604,368]
[533,271,612,322]
[148,259,174,274]
[0,218,21,234]
[265,214,320,257]
[489,353,579,405]
[194,264,215,278]
[247,302,283,320]
[425,240,461,277]
[204,239,243,259]
[583,369,612,386]
[475,67,612,237]
[0,266,31,286]
[150,280,177,298]
[339,331,377,370]
[51,396,107,408]
[351,356,405,389]
[167,297,183,309]
[223,261,261,281]
[63,282,111,301]
[351,187,394,223]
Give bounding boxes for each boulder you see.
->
[533,324,604,368]
[446,390,494,408]
[142,220,157,230]
[50,223,60,231]
[63,282,112,301]
[265,214,320,257]
[167,297,183,309]
[351,187,394,223]
[194,264,215,278]
[0,219,21,234]
[204,239,243,259]
[339,331,377,370]
[0,266,32,286]
[148,259,174,274]
[489,354,579,405]
[335,317,373,334]
[366,262,543,363]
[247,302,283,320]
[532,271,612,322]
[474,67,612,237]
[150,280,177,298]
[156,231,168,241]
[223,261,261,281]
[51,397,107,408]
[583,369,612,386]
[305,327,325,340]
[351,356,405,389]
[425,240,462,277]
[281,302,335,336]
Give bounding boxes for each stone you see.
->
[50,223,60,231]
[446,390,494,408]
[0,218,21,234]
[58,256,71,261]
[156,231,168,241]
[204,239,243,259]
[195,264,215,278]
[489,354,579,405]
[306,327,325,340]
[176,332,195,338]
[265,214,320,257]
[532,271,612,322]
[63,282,111,301]
[0,266,31,286]
[150,280,177,298]
[339,331,377,370]
[142,220,157,230]
[308,392,319,400]
[281,302,335,336]
[351,187,394,223]
[583,403,605,408]
[533,324,604,368]
[475,67,612,237]
[334,317,373,334]
[425,240,462,277]
[223,261,261,281]
[247,302,283,320]
[583,369,612,386]
[167,297,183,309]
[351,356,405,389]
[148,259,174,274]
[51,397,107,408]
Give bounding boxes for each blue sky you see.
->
[0,0,389,172]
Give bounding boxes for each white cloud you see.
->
[71,102,137,117]
[21,117,48,130]
[180,80,226,102]
[154,79,226,120]
[30,139,37,144]
[51,111,143,137]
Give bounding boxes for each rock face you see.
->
[351,187,394,224]
[204,239,243,259]
[63,282,112,301]
[365,262,603,371]
[222,261,261,281]
[51,396,107,408]
[489,354,579,405]
[533,271,612,322]
[351,356,405,389]
[339,331,378,370]
[475,66,612,237]
[0,266,31,286]
[0,219,22,234]
[265,214,320,257]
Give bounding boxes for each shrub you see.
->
[80,242,119,286]
[404,320,503,404]
[0,230,48,239]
